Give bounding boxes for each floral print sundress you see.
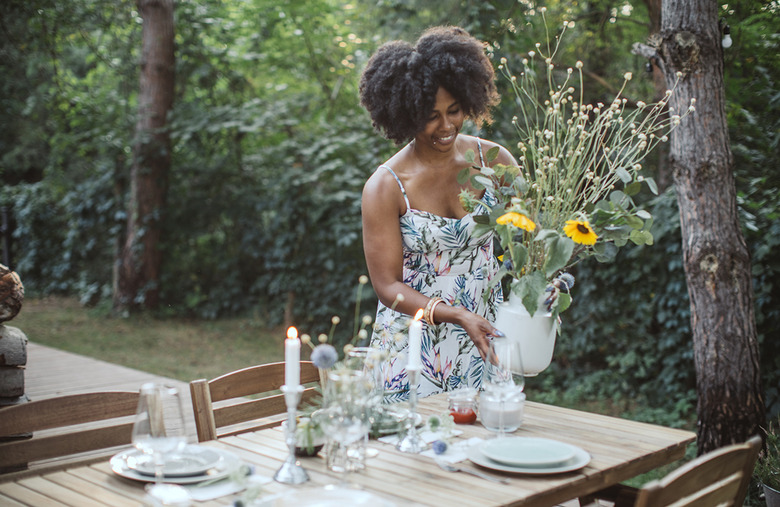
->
[370,140,503,402]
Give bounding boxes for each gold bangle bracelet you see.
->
[423,297,441,326]
[428,299,445,326]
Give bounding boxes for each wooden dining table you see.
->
[0,393,695,506]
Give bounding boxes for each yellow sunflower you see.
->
[496,211,536,232]
[564,220,598,245]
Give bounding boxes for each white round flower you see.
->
[624,72,632,81]
[576,60,583,69]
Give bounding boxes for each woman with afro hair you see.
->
[360,26,517,401]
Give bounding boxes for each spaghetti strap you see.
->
[477,138,485,166]
[380,165,411,212]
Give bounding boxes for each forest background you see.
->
[1,0,778,449]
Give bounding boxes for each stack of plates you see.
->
[110,445,242,484]
[467,437,590,474]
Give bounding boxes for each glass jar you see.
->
[479,387,525,433]
[448,388,478,424]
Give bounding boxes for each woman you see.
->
[359,26,517,401]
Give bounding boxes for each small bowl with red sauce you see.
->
[448,387,478,424]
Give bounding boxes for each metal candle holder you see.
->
[273,385,309,484]
[396,368,424,453]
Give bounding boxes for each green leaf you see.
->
[464,149,476,164]
[480,165,496,176]
[473,215,490,225]
[509,242,528,268]
[630,229,654,245]
[534,228,559,241]
[485,145,500,163]
[593,242,618,262]
[615,166,632,183]
[543,235,575,277]
[511,271,547,316]
[644,177,659,195]
[636,209,652,220]
[625,215,644,229]
[471,174,488,190]
[555,292,572,314]
[624,181,642,196]
[457,167,471,185]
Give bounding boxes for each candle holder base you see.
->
[273,459,310,485]
[396,368,423,454]
[396,431,425,454]
[274,385,310,485]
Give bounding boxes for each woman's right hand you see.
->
[455,308,505,362]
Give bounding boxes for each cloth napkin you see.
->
[421,437,483,464]
[377,429,463,447]
[186,473,271,502]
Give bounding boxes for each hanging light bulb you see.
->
[722,25,733,48]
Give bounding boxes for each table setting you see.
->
[91,314,691,507]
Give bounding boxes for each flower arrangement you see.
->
[460,10,694,317]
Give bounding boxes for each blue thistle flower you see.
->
[311,344,338,369]
[432,440,448,455]
[556,272,575,293]
[503,258,514,271]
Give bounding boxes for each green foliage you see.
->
[2,0,777,427]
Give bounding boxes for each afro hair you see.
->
[359,26,500,145]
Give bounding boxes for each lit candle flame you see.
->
[286,326,298,340]
[414,309,424,321]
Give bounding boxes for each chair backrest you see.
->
[0,391,140,473]
[189,361,320,442]
[634,435,762,507]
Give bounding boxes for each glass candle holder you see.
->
[479,388,525,434]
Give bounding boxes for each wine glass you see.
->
[132,383,190,505]
[483,335,525,392]
[345,347,386,448]
[315,369,372,476]
[482,336,525,439]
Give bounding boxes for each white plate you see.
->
[127,445,223,477]
[480,437,576,467]
[468,441,590,475]
[255,485,396,506]
[111,446,241,484]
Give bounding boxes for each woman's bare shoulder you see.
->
[465,135,518,166]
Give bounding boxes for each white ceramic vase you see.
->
[493,298,558,376]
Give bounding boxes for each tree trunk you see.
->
[659,0,764,454]
[641,0,671,191]
[114,0,175,312]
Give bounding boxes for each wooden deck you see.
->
[24,342,188,401]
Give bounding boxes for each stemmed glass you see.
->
[482,336,525,439]
[132,382,190,505]
[315,369,372,478]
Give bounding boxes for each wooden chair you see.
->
[0,391,140,474]
[632,434,762,507]
[189,361,320,442]
[583,435,762,507]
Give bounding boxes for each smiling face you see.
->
[415,87,464,151]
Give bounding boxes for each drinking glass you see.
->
[483,335,525,392]
[132,383,190,505]
[316,369,372,474]
[482,336,525,438]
